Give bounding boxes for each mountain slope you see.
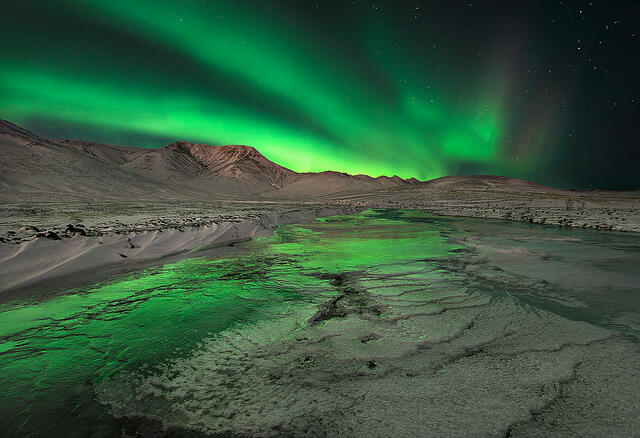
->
[122,142,297,195]
[0,120,415,200]
[61,139,298,195]
[0,121,199,201]
[267,171,415,199]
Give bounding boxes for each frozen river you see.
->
[1,210,639,437]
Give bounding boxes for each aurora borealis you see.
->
[1,1,638,188]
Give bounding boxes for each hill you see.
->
[0,120,416,200]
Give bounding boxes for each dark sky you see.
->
[1,0,638,188]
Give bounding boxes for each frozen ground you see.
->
[1,176,639,297]
[2,211,638,437]
[95,212,640,437]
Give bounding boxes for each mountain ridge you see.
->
[2,119,576,202]
[0,120,421,200]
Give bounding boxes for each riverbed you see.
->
[1,210,639,437]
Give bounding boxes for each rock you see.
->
[44,231,61,240]
[65,224,87,236]
[20,225,40,232]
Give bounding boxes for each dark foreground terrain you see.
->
[1,210,639,437]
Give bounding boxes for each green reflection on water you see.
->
[6,209,637,437]
[0,209,459,436]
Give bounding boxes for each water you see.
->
[1,210,639,437]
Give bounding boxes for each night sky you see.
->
[1,1,638,189]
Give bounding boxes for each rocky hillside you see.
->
[1,120,416,200]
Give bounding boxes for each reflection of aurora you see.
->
[1,210,639,436]
[1,0,565,182]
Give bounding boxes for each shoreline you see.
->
[329,183,640,233]
[0,206,360,302]
[1,192,638,301]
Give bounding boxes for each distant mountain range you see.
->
[0,120,421,201]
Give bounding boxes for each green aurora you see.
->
[1,0,637,187]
